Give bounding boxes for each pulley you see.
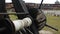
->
[0,17,32,34]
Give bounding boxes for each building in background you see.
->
[26,0,60,10]
[55,0,60,4]
[6,0,60,10]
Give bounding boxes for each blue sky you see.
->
[6,0,60,4]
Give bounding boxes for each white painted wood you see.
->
[12,17,32,31]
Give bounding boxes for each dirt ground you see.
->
[39,30,53,34]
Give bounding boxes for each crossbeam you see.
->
[0,12,27,15]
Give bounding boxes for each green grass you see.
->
[43,15,60,34]
[9,15,18,20]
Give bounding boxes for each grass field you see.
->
[43,15,60,34]
[9,15,18,20]
[9,14,60,34]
